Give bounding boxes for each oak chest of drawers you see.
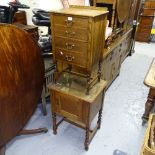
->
[50,6,108,92]
[136,0,155,42]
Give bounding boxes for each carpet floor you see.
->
[6,42,155,155]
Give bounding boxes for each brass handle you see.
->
[65,55,75,62]
[65,31,76,37]
[65,43,75,50]
[70,32,76,36]
[59,51,64,55]
[65,19,74,26]
[65,31,69,35]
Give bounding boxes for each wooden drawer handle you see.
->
[65,55,75,62]
[65,43,75,50]
[65,31,76,37]
[65,20,74,26]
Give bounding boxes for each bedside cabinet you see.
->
[48,76,107,150]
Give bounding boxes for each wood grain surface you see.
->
[117,0,131,23]
[0,24,44,147]
[144,58,155,88]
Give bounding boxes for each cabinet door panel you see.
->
[56,93,83,121]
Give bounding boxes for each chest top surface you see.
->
[50,6,108,17]
[48,74,107,103]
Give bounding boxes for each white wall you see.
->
[19,0,64,25]
[0,0,90,32]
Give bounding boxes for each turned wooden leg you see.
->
[52,113,57,135]
[98,92,105,129]
[85,128,89,151]
[142,89,155,122]
[97,107,103,130]
[0,146,5,155]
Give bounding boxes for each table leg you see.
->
[142,89,155,122]
[19,128,48,135]
[52,113,57,135]
[0,146,5,155]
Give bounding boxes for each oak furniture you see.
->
[13,10,27,25]
[50,6,108,93]
[0,24,47,155]
[13,23,55,115]
[13,23,39,41]
[93,0,117,27]
[48,77,107,150]
[101,29,133,87]
[142,59,155,124]
[136,0,155,42]
[93,0,140,87]
[41,58,55,115]
[141,114,155,155]
[93,0,132,29]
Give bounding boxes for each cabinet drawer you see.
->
[54,26,88,41]
[55,48,87,68]
[144,2,155,8]
[139,24,152,30]
[140,17,154,26]
[55,37,88,55]
[136,33,150,42]
[143,9,155,16]
[138,28,151,34]
[53,14,89,28]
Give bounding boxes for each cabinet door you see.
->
[55,92,84,122]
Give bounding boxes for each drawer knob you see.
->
[59,51,64,55]
[65,55,75,62]
[65,20,74,26]
[65,43,75,50]
[65,31,76,37]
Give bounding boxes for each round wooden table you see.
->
[0,24,45,154]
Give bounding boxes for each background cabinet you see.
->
[101,29,132,87]
[136,0,155,42]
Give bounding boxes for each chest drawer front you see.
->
[54,26,88,41]
[143,9,155,16]
[140,17,154,26]
[53,14,89,28]
[55,37,88,55]
[138,28,151,34]
[55,48,87,68]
